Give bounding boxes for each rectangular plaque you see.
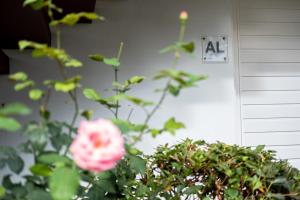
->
[202,35,228,63]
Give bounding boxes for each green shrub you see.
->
[127,139,300,200]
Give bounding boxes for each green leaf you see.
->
[8,72,28,81]
[184,185,202,195]
[18,41,82,68]
[112,119,132,134]
[86,185,106,199]
[24,123,48,151]
[30,164,52,177]
[164,117,185,135]
[64,59,82,68]
[167,84,181,96]
[50,12,103,26]
[38,153,71,165]
[23,0,45,10]
[128,155,146,175]
[50,167,80,200]
[54,82,76,93]
[81,110,93,120]
[0,103,31,116]
[27,189,52,200]
[89,54,104,62]
[103,57,120,68]
[6,154,24,174]
[125,76,145,87]
[150,129,162,138]
[54,76,81,93]
[83,88,101,101]
[14,80,35,91]
[29,89,44,101]
[0,116,21,132]
[225,188,239,198]
[249,176,263,192]
[180,42,195,53]
[0,186,5,198]
[19,40,43,50]
[2,175,14,190]
[113,94,153,107]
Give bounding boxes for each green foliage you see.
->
[83,88,118,108]
[8,72,28,81]
[0,147,24,174]
[30,164,52,177]
[0,117,21,132]
[50,12,103,26]
[0,103,30,116]
[127,140,300,200]
[54,76,81,93]
[0,103,30,132]
[29,89,44,101]
[1,4,209,200]
[150,117,185,137]
[164,117,185,135]
[23,0,62,12]
[19,41,82,67]
[0,187,5,198]
[154,69,207,96]
[49,167,80,200]
[160,41,195,54]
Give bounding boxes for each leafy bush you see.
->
[127,139,300,200]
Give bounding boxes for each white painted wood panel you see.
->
[243,118,300,133]
[240,63,300,76]
[240,36,300,50]
[240,9,300,23]
[242,104,300,119]
[241,91,300,105]
[241,50,300,63]
[241,77,300,91]
[267,146,300,160]
[240,23,300,36]
[244,132,300,146]
[288,159,300,169]
[238,0,300,167]
[240,0,300,9]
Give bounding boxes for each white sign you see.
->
[202,35,228,63]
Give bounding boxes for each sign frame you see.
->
[201,35,229,63]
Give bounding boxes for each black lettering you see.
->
[216,41,225,53]
[205,41,216,53]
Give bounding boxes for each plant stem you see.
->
[56,28,61,49]
[114,68,119,119]
[54,28,80,155]
[63,89,79,155]
[114,42,124,119]
[131,21,186,145]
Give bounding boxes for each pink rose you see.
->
[70,119,125,173]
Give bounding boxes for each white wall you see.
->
[0,0,238,155]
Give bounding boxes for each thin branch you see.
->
[114,42,124,119]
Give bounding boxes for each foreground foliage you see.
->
[127,140,300,200]
[0,1,207,200]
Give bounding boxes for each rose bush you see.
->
[0,1,207,200]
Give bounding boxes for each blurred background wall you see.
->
[0,0,237,158]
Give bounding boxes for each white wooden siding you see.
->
[238,0,300,168]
